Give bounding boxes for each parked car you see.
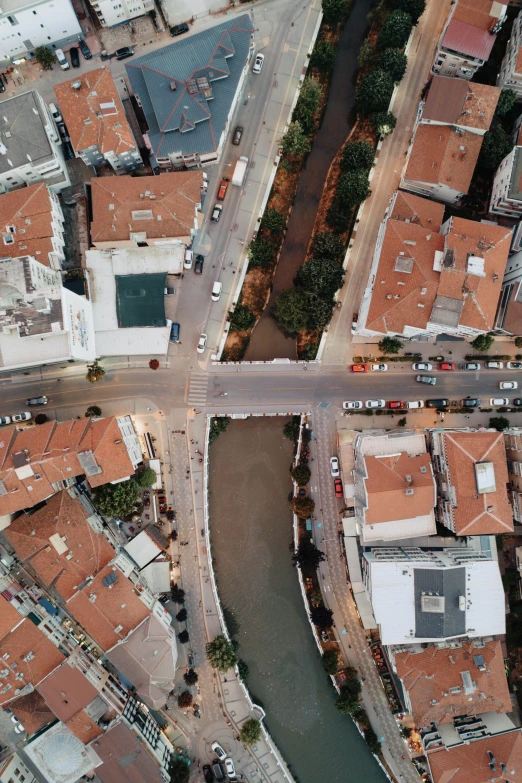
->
[365,400,385,409]
[371,363,388,372]
[460,398,481,407]
[197,333,207,353]
[412,362,432,371]
[78,38,92,59]
[203,766,213,783]
[425,399,450,408]
[211,281,222,302]
[70,46,80,68]
[252,52,264,73]
[351,313,358,333]
[416,374,436,385]
[387,400,405,409]
[194,255,204,274]
[437,362,455,371]
[224,758,236,781]
[334,478,343,498]
[212,761,224,782]
[406,400,424,409]
[330,456,339,477]
[11,412,32,422]
[217,178,229,200]
[164,286,175,296]
[170,22,189,36]
[211,743,227,762]
[184,248,193,270]
[491,398,509,406]
[507,362,522,369]
[0,80,5,94]
[170,322,180,343]
[49,102,62,123]
[55,48,69,70]
[0,416,11,425]
[211,204,222,223]
[462,362,481,371]
[342,401,363,410]
[26,396,48,406]
[350,364,367,372]
[514,399,522,406]
[13,724,24,734]
[115,46,134,60]
[500,381,518,390]
[486,361,504,369]
[232,126,243,145]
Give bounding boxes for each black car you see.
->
[425,398,450,409]
[203,765,213,783]
[515,398,522,407]
[70,46,80,68]
[212,761,224,782]
[194,255,204,274]
[78,39,92,59]
[170,322,180,343]
[170,22,189,36]
[232,125,243,145]
[115,46,134,60]
[459,398,481,407]
[0,80,5,93]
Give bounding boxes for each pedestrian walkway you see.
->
[188,373,209,407]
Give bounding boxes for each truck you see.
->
[232,156,249,187]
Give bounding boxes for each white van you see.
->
[211,281,222,302]
[55,49,70,70]
[49,103,62,123]
[406,400,424,409]
[183,248,193,270]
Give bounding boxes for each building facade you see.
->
[87,0,155,27]
[499,10,522,97]
[0,0,81,65]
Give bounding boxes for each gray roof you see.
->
[126,14,254,159]
[0,91,54,174]
[414,567,466,638]
[115,273,166,328]
[509,146,522,202]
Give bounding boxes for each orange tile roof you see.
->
[390,191,445,231]
[54,67,136,158]
[440,431,513,534]
[395,640,511,727]
[0,184,58,267]
[422,78,499,132]
[453,0,504,31]
[9,691,55,736]
[428,729,522,783]
[364,452,435,525]
[38,662,99,722]
[405,124,483,195]
[67,565,149,651]
[65,710,103,744]
[5,491,115,600]
[90,172,202,245]
[0,595,24,641]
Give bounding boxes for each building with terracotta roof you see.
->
[0,183,65,270]
[353,431,436,543]
[90,721,164,783]
[392,640,511,729]
[426,728,522,783]
[422,77,500,135]
[430,429,513,535]
[432,0,507,80]
[499,10,522,97]
[5,490,115,601]
[494,247,522,333]
[357,191,511,338]
[90,172,203,249]
[503,429,522,524]
[8,691,56,736]
[0,415,141,517]
[54,68,143,174]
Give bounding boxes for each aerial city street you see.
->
[0,0,522,783]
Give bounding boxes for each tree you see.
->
[149,359,160,370]
[306,292,335,330]
[290,495,316,519]
[34,46,56,70]
[340,141,375,174]
[247,236,274,268]
[167,510,176,522]
[358,39,374,67]
[170,528,178,540]
[356,69,394,116]
[322,649,339,675]
[377,48,407,82]
[326,201,351,233]
[515,337,522,348]
[273,288,310,334]
[34,413,49,425]
[321,0,347,26]
[176,608,187,622]
[378,336,402,354]
[209,416,230,444]
[297,257,345,299]
[392,0,425,24]
[169,759,190,783]
[136,467,156,488]
[171,585,186,604]
[240,718,262,747]
[312,232,345,262]
[178,629,189,644]
[86,358,106,384]
[184,668,198,686]
[177,691,193,708]
[291,463,311,486]
[377,10,413,50]
[479,125,512,171]
[370,110,397,136]
[335,676,361,714]
[293,77,322,134]
[310,39,336,73]
[94,479,141,518]
[238,659,249,680]
[337,170,371,209]
[206,635,238,672]
[262,206,285,234]
[230,303,256,332]
[489,416,510,431]
[85,405,102,417]
[364,726,381,754]
[495,89,516,117]
[470,333,494,352]
[310,605,334,629]
[281,121,311,157]
[292,538,325,569]
[397,417,407,428]
[284,418,300,440]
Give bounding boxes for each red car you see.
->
[388,400,405,409]
[217,178,229,200]
[334,478,343,498]
[437,362,456,371]
[350,364,368,373]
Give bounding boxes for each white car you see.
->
[211,281,222,302]
[342,401,363,410]
[225,758,237,780]
[412,362,432,371]
[13,724,25,734]
[197,334,207,354]
[500,381,518,390]
[0,416,11,426]
[463,362,481,371]
[371,363,388,372]
[365,400,385,409]
[486,361,503,369]
[330,456,340,477]
[211,742,227,762]
[406,400,424,409]
[507,361,522,370]
[12,412,31,422]
[490,398,509,406]
[183,248,193,270]
[252,53,264,73]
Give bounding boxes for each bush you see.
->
[86,358,106,384]
[489,416,510,431]
[178,629,189,643]
[291,463,311,485]
[340,140,375,173]
[34,46,56,70]
[291,495,316,518]
[170,759,190,783]
[378,336,402,354]
[171,584,185,604]
[312,232,346,262]
[479,125,512,171]
[293,538,324,569]
[136,467,157,488]
[496,89,516,117]
[240,718,262,746]
[325,201,351,233]
[35,413,49,425]
[515,337,522,348]
[392,0,425,24]
[149,359,160,370]
[176,608,187,622]
[230,304,256,332]
[206,634,238,672]
[321,0,347,26]
[310,605,334,629]
[358,39,374,67]
[94,479,141,518]
[261,206,286,234]
[284,418,300,440]
[356,69,394,116]
[337,170,371,208]
[177,691,193,708]
[247,236,274,268]
[370,111,397,135]
[293,77,322,135]
[470,334,494,352]
[377,47,407,82]
[398,417,407,427]
[364,726,381,754]
[281,121,311,157]
[209,417,230,444]
[335,677,361,713]
[238,659,249,680]
[322,649,339,675]
[184,668,198,686]
[310,39,336,72]
[296,257,345,299]
[377,10,413,50]
[85,405,102,418]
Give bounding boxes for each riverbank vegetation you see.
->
[209,416,231,444]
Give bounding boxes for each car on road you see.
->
[462,362,481,371]
[507,362,522,369]
[232,126,243,145]
[491,398,509,406]
[350,364,367,372]
[351,313,358,333]
[388,400,405,409]
[211,204,222,223]
[0,80,4,94]
[330,456,339,477]
[371,363,388,372]
[170,322,180,343]
[55,48,69,70]
[70,46,80,68]
[197,334,207,354]
[500,381,518,390]
[212,761,224,782]
[49,102,62,123]
[412,362,432,371]
[115,46,134,60]
[425,399,450,408]
[12,412,31,422]
[515,398,522,406]
[211,281,222,302]
[460,398,481,407]
[252,52,264,73]
[365,399,385,409]
[78,39,92,59]
[334,478,343,498]
[26,396,48,406]
[342,401,363,410]
[486,361,504,369]
[13,724,24,734]
[0,416,11,425]
[437,362,455,371]
[416,374,436,385]
[194,255,204,274]
[170,22,189,35]
[224,758,236,780]
[211,743,227,762]
[406,400,424,408]
[202,765,213,783]
[184,248,193,270]
[217,178,229,200]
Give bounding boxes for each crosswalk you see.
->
[187,372,208,407]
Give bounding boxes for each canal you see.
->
[209,417,386,783]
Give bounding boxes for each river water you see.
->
[209,417,386,783]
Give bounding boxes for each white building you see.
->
[0,754,36,783]
[0,0,81,65]
[87,0,155,27]
[490,146,522,218]
[499,10,522,97]
[0,91,69,194]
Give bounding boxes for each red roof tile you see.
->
[364,453,435,525]
[405,125,483,195]
[428,729,522,783]
[442,18,496,61]
[8,691,55,736]
[91,722,163,783]
[38,662,98,721]
[0,184,59,267]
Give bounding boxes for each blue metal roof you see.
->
[126,14,254,159]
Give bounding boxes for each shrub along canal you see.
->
[208,417,386,783]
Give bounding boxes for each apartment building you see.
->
[0,91,69,193]
[490,145,522,217]
[426,728,522,783]
[0,754,36,783]
[494,244,522,333]
[432,0,507,80]
[54,68,143,173]
[0,0,81,65]
[353,431,437,543]
[0,183,65,269]
[86,0,155,27]
[499,10,522,96]
[503,428,522,523]
[430,429,513,535]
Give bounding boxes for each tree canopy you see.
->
[292,538,325,569]
[86,359,106,384]
[321,0,347,26]
[337,170,371,209]
[240,718,262,747]
[206,634,238,672]
[377,10,413,50]
[322,649,339,675]
[291,463,312,486]
[281,121,311,157]
[247,236,274,268]
[184,668,198,686]
[311,232,346,262]
[136,467,156,488]
[489,416,510,431]
[479,125,512,171]
[378,336,402,354]
[85,405,102,418]
[377,48,407,82]
[284,418,300,441]
[495,89,516,117]
[94,479,141,518]
[370,111,397,136]
[230,304,256,332]
[34,46,56,70]
[356,69,394,116]
[340,140,375,173]
[310,605,334,629]
[169,759,190,783]
[291,495,316,519]
[293,77,322,134]
[262,206,286,234]
[310,39,336,72]
[209,417,230,444]
[392,0,425,24]
[335,677,361,714]
[296,257,345,299]
[171,585,185,604]
[273,288,310,334]
[470,334,494,352]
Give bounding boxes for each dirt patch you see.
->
[241,267,274,316]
